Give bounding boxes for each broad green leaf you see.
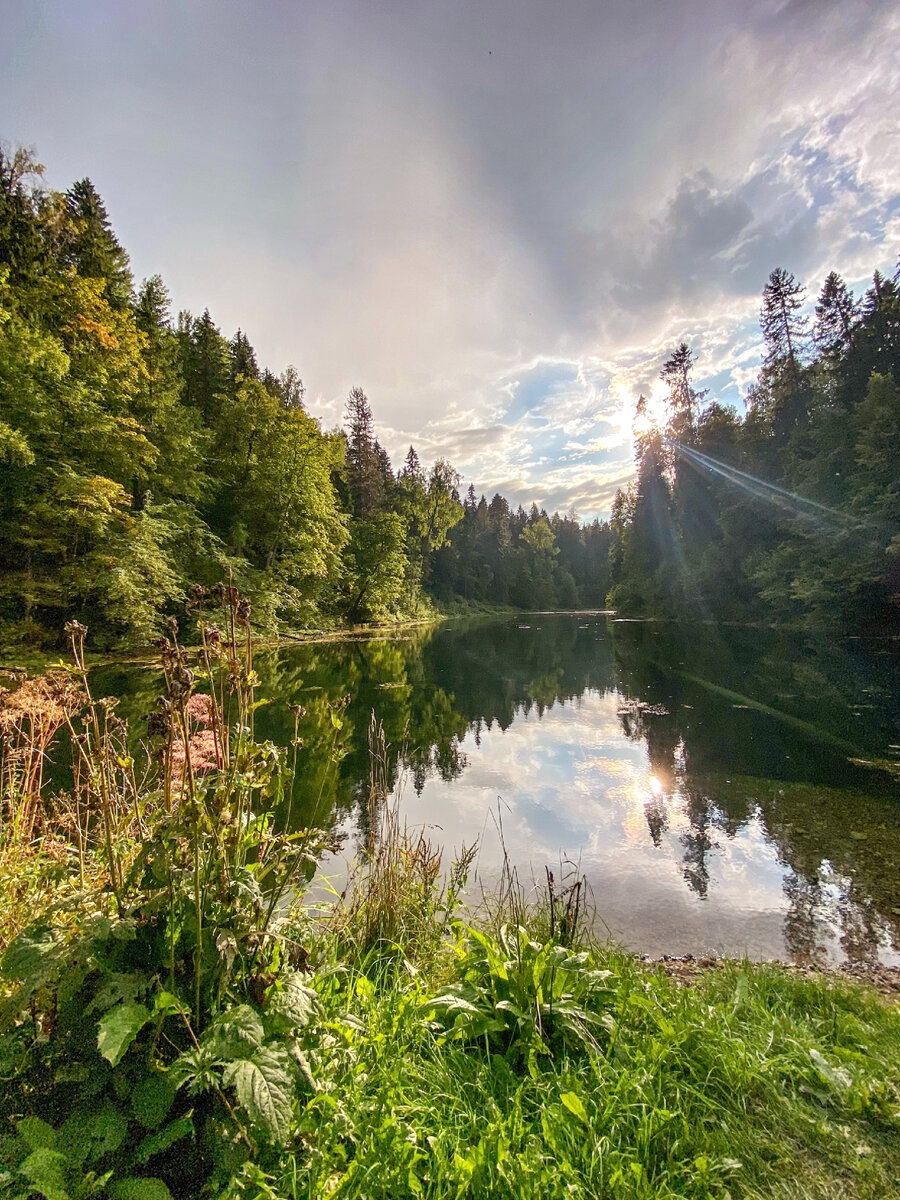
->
[97,1003,151,1066]
[86,972,146,1015]
[58,1111,94,1168]
[133,1114,194,1165]
[18,1148,69,1200]
[16,1116,56,1152]
[204,1005,264,1061]
[0,925,57,981]
[223,1047,294,1143]
[88,1105,130,1157]
[169,1045,218,1096]
[107,1177,173,1200]
[560,1092,590,1125]
[0,926,62,1028]
[152,991,183,1017]
[354,975,374,1001]
[810,1048,853,1092]
[269,974,318,1028]
[131,1072,176,1129]
[425,993,483,1016]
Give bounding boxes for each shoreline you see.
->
[647,951,900,1001]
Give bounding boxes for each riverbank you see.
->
[0,602,528,675]
[2,605,900,1198]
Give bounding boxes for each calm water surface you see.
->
[93,615,900,967]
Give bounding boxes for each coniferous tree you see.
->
[345,387,385,518]
[62,178,132,306]
[401,445,424,482]
[814,271,859,359]
[660,342,706,442]
[230,328,259,382]
[179,309,230,424]
[0,145,46,281]
[761,267,808,375]
[759,268,812,442]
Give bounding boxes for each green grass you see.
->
[240,940,900,1200]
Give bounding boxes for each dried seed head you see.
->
[147,699,172,739]
[185,584,209,612]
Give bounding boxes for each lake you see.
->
[92,614,900,967]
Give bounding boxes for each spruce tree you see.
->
[814,271,859,358]
[229,329,259,381]
[62,178,132,306]
[0,145,46,281]
[760,267,808,376]
[660,342,706,442]
[401,444,424,482]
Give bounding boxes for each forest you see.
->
[608,265,900,630]
[0,147,611,651]
[2,142,898,651]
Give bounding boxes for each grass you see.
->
[1,597,899,1199]
[268,954,900,1200]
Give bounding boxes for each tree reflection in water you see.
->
[92,614,900,964]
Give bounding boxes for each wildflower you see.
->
[186,693,215,726]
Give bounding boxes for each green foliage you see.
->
[0,143,617,650]
[424,924,616,1064]
[0,602,330,1197]
[609,259,900,631]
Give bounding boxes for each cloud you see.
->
[2,0,897,519]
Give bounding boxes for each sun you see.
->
[632,409,655,439]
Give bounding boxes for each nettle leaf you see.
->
[223,1047,294,1143]
[169,1046,218,1097]
[107,1177,173,1200]
[0,926,62,1029]
[0,925,58,981]
[204,1005,264,1062]
[58,1112,94,1169]
[133,1113,194,1165]
[152,991,183,1018]
[87,972,147,1015]
[88,1104,130,1158]
[97,1003,152,1066]
[269,973,319,1028]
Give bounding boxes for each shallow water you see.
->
[92,614,900,966]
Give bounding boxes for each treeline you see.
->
[0,146,609,648]
[609,264,900,629]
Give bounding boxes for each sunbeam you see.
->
[669,439,864,534]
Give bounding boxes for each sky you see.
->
[2,0,898,520]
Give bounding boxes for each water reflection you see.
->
[92,615,900,966]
